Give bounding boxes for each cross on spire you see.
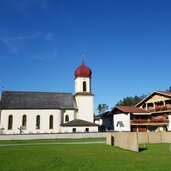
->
[82,55,84,64]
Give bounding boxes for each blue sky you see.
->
[0,0,171,113]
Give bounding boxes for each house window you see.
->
[83,81,86,92]
[49,115,53,129]
[73,128,76,133]
[22,115,27,129]
[36,115,40,129]
[65,115,69,122]
[116,121,124,127]
[8,115,13,130]
[85,128,89,132]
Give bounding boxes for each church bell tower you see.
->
[74,57,94,123]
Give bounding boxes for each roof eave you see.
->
[132,113,151,115]
[1,107,78,110]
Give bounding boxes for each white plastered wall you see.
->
[61,126,98,133]
[75,77,91,93]
[95,119,102,125]
[75,95,94,123]
[0,109,65,134]
[114,113,131,131]
[167,114,171,131]
[63,110,76,124]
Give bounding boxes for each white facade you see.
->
[95,119,103,126]
[113,113,131,132]
[0,107,99,134]
[75,95,94,122]
[63,110,76,124]
[0,109,76,134]
[167,114,171,131]
[61,126,98,133]
[75,76,94,123]
[75,77,91,93]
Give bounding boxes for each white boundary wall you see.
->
[0,132,106,140]
[107,132,171,152]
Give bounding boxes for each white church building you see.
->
[0,59,98,134]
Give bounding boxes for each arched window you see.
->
[22,115,27,129]
[8,115,13,130]
[36,115,40,129]
[83,81,86,92]
[49,115,53,129]
[65,115,69,122]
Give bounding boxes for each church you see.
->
[0,59,98,134]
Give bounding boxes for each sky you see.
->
[0,0,171,114]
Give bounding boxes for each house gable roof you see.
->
[1,91,77,110]
[61,119,98,127]
[111,106,148,114]
[94,111,111,119]
[136,91,171,107]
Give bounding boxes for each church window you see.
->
[83,81,86,92]
[36,115,40,129]
[8,115,13,130]
[22,115,27,129]
[65,115,69,122]
[49,115,53,129]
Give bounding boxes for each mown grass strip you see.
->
[0,143,171,171]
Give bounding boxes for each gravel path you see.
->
[0,141,106,147]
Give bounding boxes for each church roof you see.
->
[61,119,98,127]
[1,91,77,110]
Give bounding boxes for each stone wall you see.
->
[161,132,171,143]
[107,132,171,152]
[138,132,171,144]
[0,132,106,140]
[137,132,148,144]
[114,132,139,152]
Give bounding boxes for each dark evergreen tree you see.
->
[116,95,146,106]
[166,86,171,92]
[97,104,109,114]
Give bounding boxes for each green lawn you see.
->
[0,140,171,171]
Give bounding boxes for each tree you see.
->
[116,95,146,106]
[166,86,171,92]
[97,104,109,114]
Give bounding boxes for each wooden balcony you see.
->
[147,105,171,112]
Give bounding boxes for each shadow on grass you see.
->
[139,147,148,152]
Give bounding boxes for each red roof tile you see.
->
[157,91,171,96]
[61,119,98,127]
[116,106,148,113]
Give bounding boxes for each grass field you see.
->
[0,139,171,171]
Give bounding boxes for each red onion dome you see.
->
[75,58,92,78]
